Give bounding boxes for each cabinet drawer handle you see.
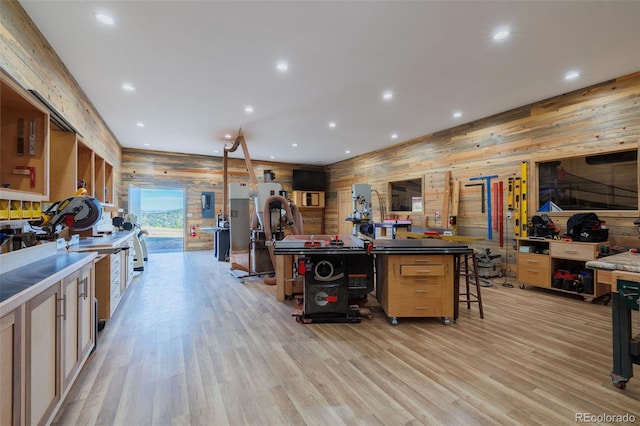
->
[413,277,429,282]
[414,306,429,310]
[564,250,578,254]
[78,277,89,299]
[414,259,433,264]
[527,259,539,264]
[527,269,539,273]
[417,270,432,274]
[415,289,429,293]
[57,296,67,320]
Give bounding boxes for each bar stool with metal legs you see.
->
[459,251,484,318]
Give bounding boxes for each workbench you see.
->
[273,235,471,324]
[587,252,640,389]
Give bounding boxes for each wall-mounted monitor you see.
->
[292,169,327,191]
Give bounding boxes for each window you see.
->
[537,150,638,211]
[390,178,422,212]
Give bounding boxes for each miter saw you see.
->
[32,195,102,239]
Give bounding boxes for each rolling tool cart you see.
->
[611,279,640,389]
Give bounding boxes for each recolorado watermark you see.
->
[575,412,636,423]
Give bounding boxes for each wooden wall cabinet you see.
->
[376,254,454,325]
[1,70,115,225]
[49,131,115,205]
[517,238,610,301]
[1,70,50,223]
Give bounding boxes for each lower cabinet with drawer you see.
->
[376,254,454,325]
[517,238,610,301]
[95,251,122,321]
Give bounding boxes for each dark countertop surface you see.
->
[0,251,95,303]
[273,234,471,255]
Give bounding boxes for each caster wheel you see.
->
[583,297,594,303]
[442,317,451,325]
[613,380,627,390]
[519,284,525,289]
[391,317,398,325]
[295,316,302,323]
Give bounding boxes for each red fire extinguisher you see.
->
[190,226,196,237]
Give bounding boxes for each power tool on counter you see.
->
[31,194,102,239]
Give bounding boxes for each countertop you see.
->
[273,234,471,255]
[74,231,135,250]
[586,251,640,274]
[0,250,97,314]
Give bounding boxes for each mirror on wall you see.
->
[537,149,638,211]
[389,178,422,212]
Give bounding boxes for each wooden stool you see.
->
[459,252,484,318]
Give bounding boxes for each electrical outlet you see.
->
[435,211,440,220]
[507,211,513,219]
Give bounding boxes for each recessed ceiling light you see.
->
[493,29,510,41]
[95,13,114,25]
[292,143,298,147]
[345,150,351,154]
[122,83,135,92]
[382,91,393,101]
[224,134,232,139]
[136,122,145,127]
[270,155,275,159]
[329,121,336,128]
[214,150,219,154]
[143,143,150,146]
[565,70,580,80]
[391,133,398,139]
[453,111,462,118]
[245,106,254,113]
[276,61,288,72]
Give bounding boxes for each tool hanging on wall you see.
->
[513,177,521,237]
[450,179,460,233]
[29,119,36,156]
[443,171,451,228]
[499,180,504,247]
[464,183,485,213]
[507,177,515,210]
[17,118,24,156]
[469,175,499,240]
[520,161,529,238]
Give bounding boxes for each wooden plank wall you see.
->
[326,72,640,272]
[1,1,121,188]
[121,149,325,251]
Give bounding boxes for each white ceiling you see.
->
[19,1,640,166]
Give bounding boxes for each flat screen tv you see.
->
[292,169,327,191]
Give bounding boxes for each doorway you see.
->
[129,186,185,253]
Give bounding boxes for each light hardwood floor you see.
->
[53,251,639,425]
